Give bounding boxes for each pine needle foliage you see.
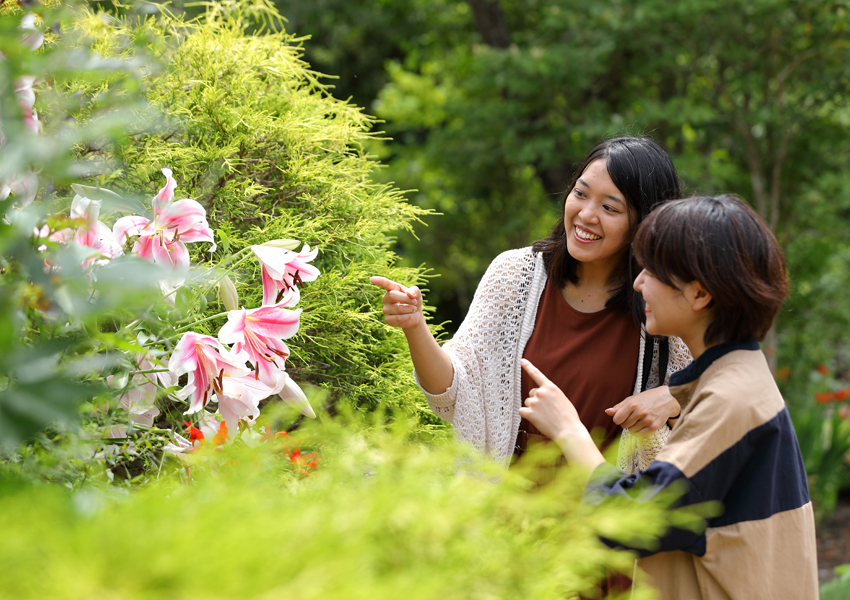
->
[0,409,677,600]
[69,1,441,429]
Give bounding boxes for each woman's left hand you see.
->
[605,386,680,434]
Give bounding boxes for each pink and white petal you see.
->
[216,387,260,436]
[176,223,216,248]
[286,258,321,282]
[152,168,176,212]
[245,306,302,339]
[14,76,36,110]
[169,332,202,376]
[251,245,296,280]
[218,309,247,345]
[297,245,319,262]
[151,237,189,284]
[113,215,150,245]
[132,236,154,260]
[95,221,122,258]
[161,199,207,227]
[19,14,43,51]
[261,265,282,306]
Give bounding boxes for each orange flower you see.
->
[287,447,319,475]
[815,391,836,404]
[212,421,228,447]
[775,367,791,381]
[817,364,830,375]
[836,387,850,401]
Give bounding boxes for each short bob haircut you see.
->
[533,136,681,327]
[633,194,789,346]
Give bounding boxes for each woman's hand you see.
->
[370,276,424,330]
[605,386,680,435]
[519,359,605,472]
[518,359,582,441]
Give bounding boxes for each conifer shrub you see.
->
[67,0,439,429]
[0,409,682,600]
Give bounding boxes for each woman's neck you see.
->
[562,261,623,313]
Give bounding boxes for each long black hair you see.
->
[532,136,681,327]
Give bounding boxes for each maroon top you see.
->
[518,279,641,452]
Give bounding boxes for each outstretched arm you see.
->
[369,276,454,394]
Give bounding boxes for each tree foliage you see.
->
[68,0,442,428]
[272,0,850,514]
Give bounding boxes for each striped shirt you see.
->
[584,340,818,600]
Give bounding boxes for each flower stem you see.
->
[174,311,230,333]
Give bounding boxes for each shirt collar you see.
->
[669,339,761,387]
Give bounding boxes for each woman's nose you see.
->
[633,269,646,292]
[578,203,599,223]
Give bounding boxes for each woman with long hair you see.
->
[371,136,691,471]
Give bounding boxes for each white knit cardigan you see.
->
[415,247,692,470]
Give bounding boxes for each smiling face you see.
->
[563,159,633,277]
[632,269,692,338]
[633,268,715,360]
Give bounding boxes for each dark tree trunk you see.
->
[466,1,573,198]
[466,0,512,49]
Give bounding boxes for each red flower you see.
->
[836,387,850,401]
[775,367,791,381]
[817,364,830,375]
[287,447,319,475]
[815,391,836,404]
[183,420,205,446]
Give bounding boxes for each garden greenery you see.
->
[0,2,698,597]
[1,406,698,600]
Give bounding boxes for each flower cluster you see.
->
[39,167,320,458]
[1,14,45,209]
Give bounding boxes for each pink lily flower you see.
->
[19,14,44,52]
[50,193,123,271]
[169,332,251,415]
[112,355,175,427]
[251,244,320,306]
[0,170,38,210]
[217,297,302,387]
[214,373,285,436]
[113,168,215,290]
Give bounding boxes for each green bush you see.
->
[0,409,682,600]
[67,0,439,428]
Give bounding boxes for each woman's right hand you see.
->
[369,276,425,330]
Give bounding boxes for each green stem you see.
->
[174,310,229,334]
[130,368,171,375]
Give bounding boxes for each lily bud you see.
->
[279,376,316,419]
[261,239,301,250]
[219,275,239,311]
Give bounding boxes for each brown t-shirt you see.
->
[518,279,641,453]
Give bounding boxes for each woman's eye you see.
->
[573,189,585,198]
[603,204,619,213]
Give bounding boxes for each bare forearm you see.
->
[555,427,606,475]
[404,317,454,394]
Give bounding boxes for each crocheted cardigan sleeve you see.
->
[414,247,542,461]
